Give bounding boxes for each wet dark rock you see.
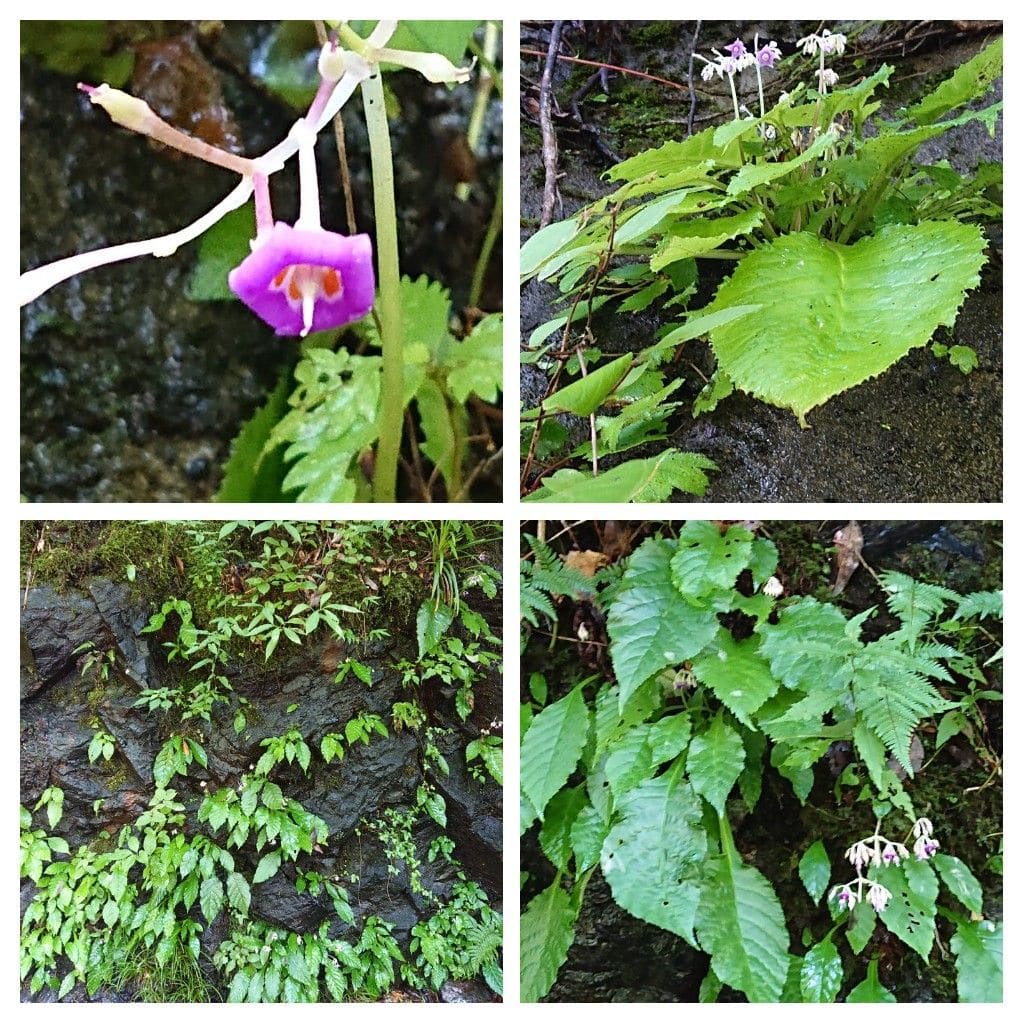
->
[440,978,493,1003]
[21,586,103,686]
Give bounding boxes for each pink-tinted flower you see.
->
[228,222,375,337]
[914,835,940,860]
[755,41,782,68]
[882,842,900,866]
[724,39,748,60]
[833,884,858,910]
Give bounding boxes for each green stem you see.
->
[468,179,502,309]
[362,69,404,503]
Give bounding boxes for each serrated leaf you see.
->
[520,685,590,819]
[759,598,858,691]
[877,860,937,960]
[189,202,256,301]
[523,451,715,503]
[704,222,987,423]
[648,712,692,766]
[253,850,282,884]
[670,520,753,599]
[569,804,608,873]
[800,936,843,1002]
[650,208,764,271]
[200,876,224,923]
[226,871,251,915]
[416,600,454,657]
[228,968,251,1003]
[607,538,718,708]
[538,787,587,873]
[687,713,745,815]
[933,853,983,914]
[604,726,654,799]
[692,632,778,728]
[910,38,1002,125]
[521,880,578,1003]
[696,849,791,1001]
[846,901,877,955]
[798,841,831,904]
[445,314,503,404]
[523,354,633,420]
[153,738,180,788]
[601,773,706,943]
[950,919,1002,1002]
[102,898,119,928]
[727,128,840,197]
[846,957,896,1003]
[520,218,582,279]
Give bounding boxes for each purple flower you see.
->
[755,41,782,68]
[724,39,748,60]
[834,884,858,910]
[914,835,940,860]
[882,842,900,866]
[228,222,375,337]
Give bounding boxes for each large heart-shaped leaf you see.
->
[704,221,987,425]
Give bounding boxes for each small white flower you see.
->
[249,764,256,771]
[832,884,859,910]
[846,841,872,869]
[882,842,900,866]
[796,34,820,57]
[200,781,207,789]
[762,576,784,598]
[867,881,891,913]
[297,936,303,945]
[816,68,839,90]
[820,30,847,56]
[701,62,717,82]
[269,932,278,942]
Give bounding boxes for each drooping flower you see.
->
[913,817,934,839]
[819,29,848,56]
[882,842,900,866]
[867,881,892,913]
[846,841,872,869]
[755,41,783,68]
[833,884,859,910]
[228,223,375,337]
[816,67,840,91]
[914,834,940,860]
[762,576,784,598]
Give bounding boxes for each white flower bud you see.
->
[762,576,784,598]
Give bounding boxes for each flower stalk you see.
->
[360,68,404,503]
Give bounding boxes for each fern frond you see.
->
[463,915,503,976]
[878,570,959,646]
[521,583,557,628]
[953,589,1003,622]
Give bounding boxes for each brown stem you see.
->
[538,21,563,228]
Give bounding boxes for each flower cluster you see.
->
[829,817,939,915]
[698,36,782,81]
[796,27,847,96]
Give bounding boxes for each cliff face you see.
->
[21,551,502,1002]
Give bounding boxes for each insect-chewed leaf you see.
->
[600,773,706,944]
[703,221,987,424]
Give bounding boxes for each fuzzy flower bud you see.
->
[867,881,892,913]
[762,576,784,598]
[78,82,152,132]
[816,68,840,90]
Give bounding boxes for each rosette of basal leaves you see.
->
[701,221,988,425]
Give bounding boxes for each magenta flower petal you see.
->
[228,222,375,337]
[724,38,747,60]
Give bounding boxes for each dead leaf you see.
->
[830,521,864,596]
[564,549,609,577]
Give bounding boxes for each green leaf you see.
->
[600,773,706,943]
[935,709,968,750]
[648,712,692,766]
[21,21,133,87]
[877,860,937,960]
[200,876,224,923]
[538,787,587,873]
[524,354,633,419]
[215,370,291,502]
[606,538,718,708]
[189,202,256,301]
[933,853,983,915]
[226,871,251,915]
[353,19,478,66]
[727,128,841,197]
[253,850,282,884]
[759,598,857,691]
[704,222,987,424]
[846,902,877,955]
[445,314,503,404]
[692,633,778,729]
[520,685,590,819]
[909,38,1002,125]
[102,898,120,928]
[569,804,608,873]
[255,21,318,107]
[228,969,252,1003]
[650,208,764,271]
[521,880,578,1002]
[687,713,745,815]
[798,841,831,905]
[524,451,715,503]
[671,520,753,600]
[645,305,761,358]
[950,919,1002,1002]
[604,726,654,799]
[846,958,896,1002]
[521,218,582,279]
[416,601,455,657]
[696,846,791,1001]
[153,738,180,789]
[800,936,843,1002]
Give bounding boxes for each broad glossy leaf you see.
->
[521,880,578,1002]
[696,852,791,1002]
[253,850,282,884]
[607,539,718,708]
[877,860,937,960]
[416,600,454,657]
[687,713,745,815]
[705,222,987,424]
[798,840,831,905]
[846,958,896,1002]
[846,902,877,955]
[520,685,590,819]
[692,632,778,728]
[523,451,715,503]
[520,218,582,278]
[800,936,843,1002]
[933,853,983,915]
[950,919,1002,1002]
[226,871,251,915]
[600,774,706,943]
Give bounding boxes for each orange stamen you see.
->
[322,268,341,297]
[272,268,288,288]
